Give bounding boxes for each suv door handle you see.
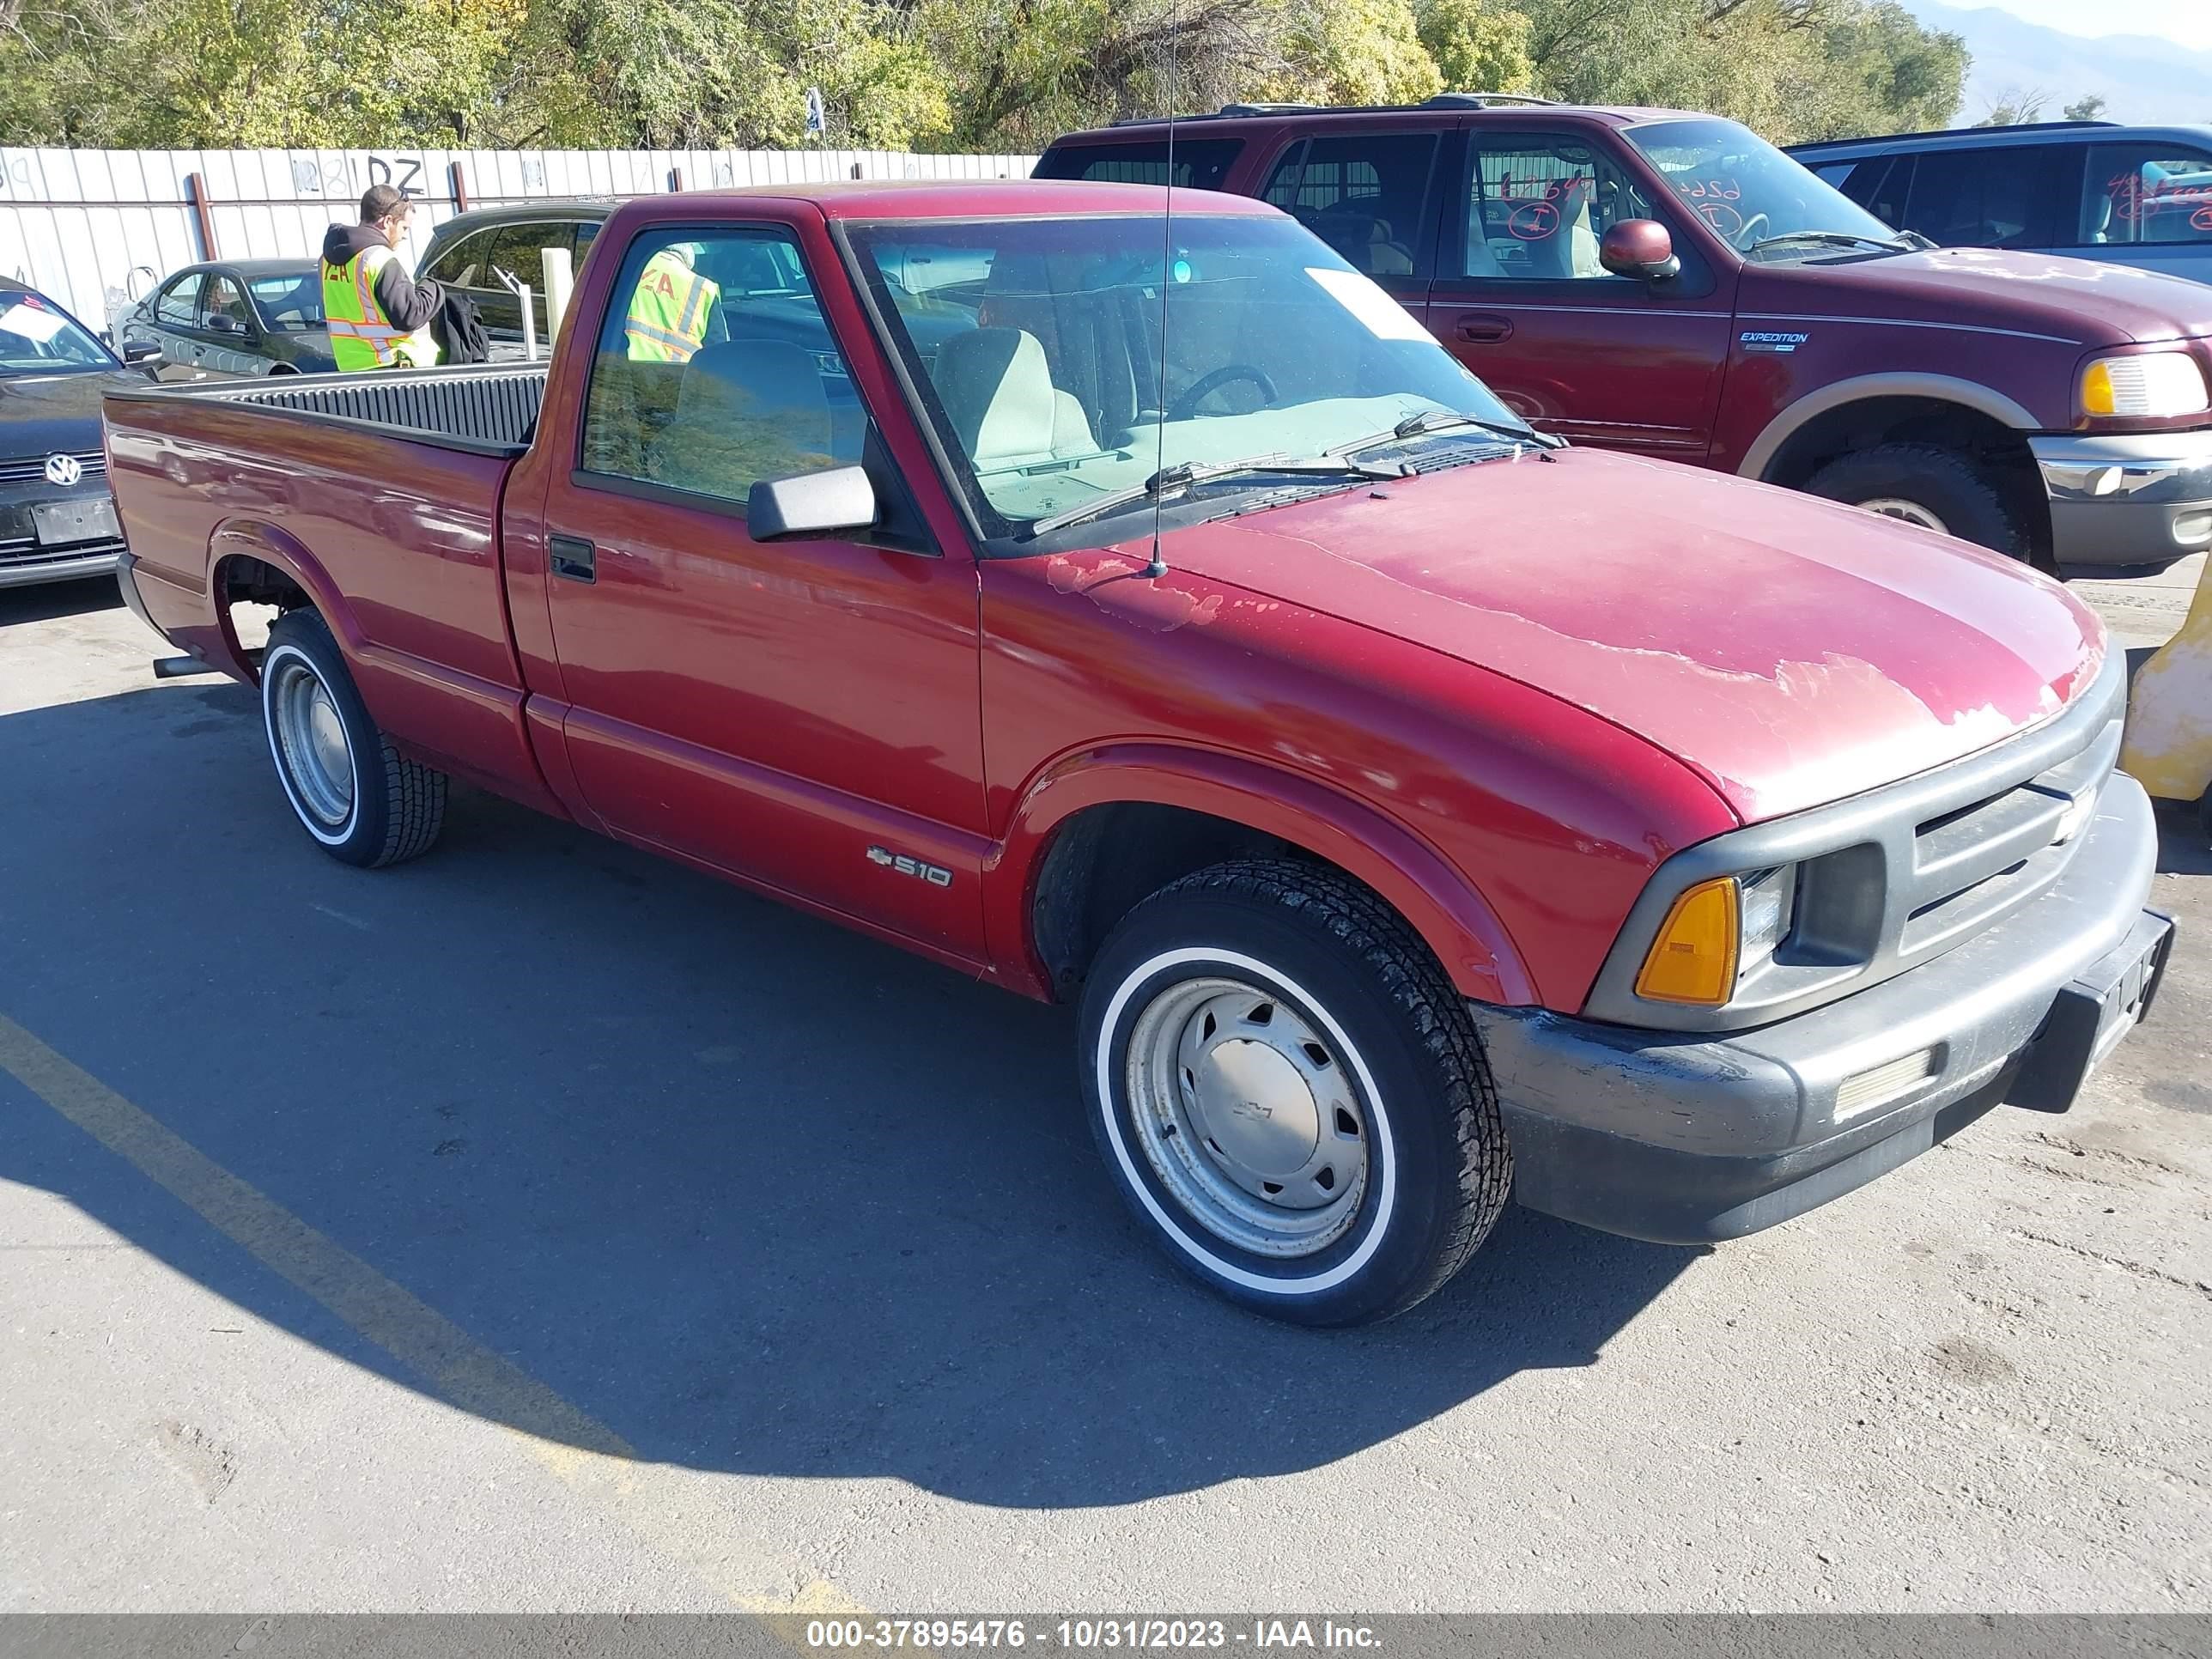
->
[549,534,596,583]
[1455,314,1515,343]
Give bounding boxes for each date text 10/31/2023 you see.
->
[802,1620,1385,1650]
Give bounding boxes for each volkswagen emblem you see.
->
[43,453,82,487]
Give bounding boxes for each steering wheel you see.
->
[1167,364,1279,422]
[1733,210,1771,250]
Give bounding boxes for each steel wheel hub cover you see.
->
[1125,975,1370,1258]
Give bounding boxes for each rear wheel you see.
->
[260,609,446,867]
[1804,441,2033,561]
[1079,859,1510,1326]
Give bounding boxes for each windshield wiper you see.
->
[1024,452,1407,538]
[1328,408,1563,460]
[1744,230,1917,257]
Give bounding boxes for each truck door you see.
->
[532,220,989,962]
[1421,125,1737,461]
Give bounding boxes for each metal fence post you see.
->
[450,160,470,214]
[185,172,218,260]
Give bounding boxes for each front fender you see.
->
[985,743,1534,1006]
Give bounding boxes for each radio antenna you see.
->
[1146,0,1178,581]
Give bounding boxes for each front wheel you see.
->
[1079,860,1511,1326]
[1804,441,2033,560]
[261,608,447,867]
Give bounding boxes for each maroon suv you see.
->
[1037,96,2212,568]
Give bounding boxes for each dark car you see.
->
[114,259,334,380]
[417,202,615,347]
[1788,121,2212,286]
[0,276,155,590]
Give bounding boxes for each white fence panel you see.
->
[0,145,1040,327]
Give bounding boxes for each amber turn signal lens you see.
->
[1635,877,1741,1006]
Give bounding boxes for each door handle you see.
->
[549,534,596,583]
[1455,314,1515,343]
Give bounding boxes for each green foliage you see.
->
[2063,93,2106,123]
[1417,0,1534,94]
[0,0,1966,151]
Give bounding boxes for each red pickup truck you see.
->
[105,180,2172,1325]
[1038,100,2212,569]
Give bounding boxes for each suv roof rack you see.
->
[1420,92,1558,108]
[1217,101,1326,116]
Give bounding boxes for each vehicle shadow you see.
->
[0,574,124,626]
[0,679,1699,1509]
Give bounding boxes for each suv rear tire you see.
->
[1079,859,1511,1326]
[1804,441,2032,560]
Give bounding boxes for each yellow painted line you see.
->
[0,1012,863,1623]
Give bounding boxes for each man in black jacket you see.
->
[320,185,444,371]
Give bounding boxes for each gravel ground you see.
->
[0,559,2206,1614]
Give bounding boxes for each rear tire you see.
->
[260,609,446,867]
[1804,441,2032,561]
[1079,859,1510,1326]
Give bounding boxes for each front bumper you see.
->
[2032,429,2212,567]
[0,544,124,590]
[1469,773,2166,1244]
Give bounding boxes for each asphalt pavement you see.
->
[1,561,2207,1613]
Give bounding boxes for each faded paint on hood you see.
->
[1154,447,2106,823]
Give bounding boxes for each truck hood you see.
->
[1747,247,2212,347]
[1149,447,2106,823]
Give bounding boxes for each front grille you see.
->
[1585,651,2130,1032]
[1901,720,2120,956]
[0,451,104,485]
[0,538,125,568]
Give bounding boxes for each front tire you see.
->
[1804,441,2033,561]
[260,609,446,867]
[1079,860,1510,1326]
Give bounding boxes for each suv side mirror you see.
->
[1599,220,1681,283]
[747,465,878,541]
[119,339,162,366]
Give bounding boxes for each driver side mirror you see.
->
[747,465,878,541]
[120,339,162,365]
[1599,220,1681,283]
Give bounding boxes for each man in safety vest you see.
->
[321,185,444,372]
[625,242,720,362]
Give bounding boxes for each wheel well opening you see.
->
[1761,395,2051,563]
[1030,802,1332,1001]
[212,553,313,679]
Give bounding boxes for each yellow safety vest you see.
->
[322,242,441,372]
[625,250,720,362]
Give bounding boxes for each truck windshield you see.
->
[847,213,1530,544]
[0,292,113,375]
[1623,118,1904,258]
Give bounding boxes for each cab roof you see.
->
[627,179,1284,220]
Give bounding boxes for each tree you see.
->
[2063,93,2106,121]
[1975,84,2051,126]
[1417,0,1534,94]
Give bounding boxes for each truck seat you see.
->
[931,327,1097,470]
[653,338,836,498]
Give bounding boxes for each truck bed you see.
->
[153,363,549,453]
[102,364,556,810]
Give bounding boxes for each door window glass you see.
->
[249,274,321,330]
[1261,132,1437,277]
[1899,145,2062,247]
[155,275,203,326]
[485,223,573,293]
[1461,132,1656,280]
[203,275,250,329]
[1032,139,1243,191]
[2079,145,2212,246]
[1838,154,1911,226]
[422,229,489,288]
[580,227,860,507]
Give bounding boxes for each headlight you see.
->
[1633,866,1796,1006]
[2079,351,2210,420]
